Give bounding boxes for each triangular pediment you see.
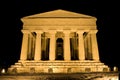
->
[23,9,95,19]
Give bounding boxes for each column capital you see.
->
[35,31,43,34]
[49,30,56,34]
[63,30,71,35]
[89,30,98,34]
[77,31,85,34]
[21,30,30,33]
[70,29,76,32]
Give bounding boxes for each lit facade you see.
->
[8,9,110,73]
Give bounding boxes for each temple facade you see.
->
[8,9,110,73]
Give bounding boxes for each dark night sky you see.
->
[0,0,119,70]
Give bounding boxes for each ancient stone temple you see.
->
[8,9,110,73]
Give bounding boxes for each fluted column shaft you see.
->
[64,31,71,61]
[34,31,42,61]
[77,31,85,60]
[49,31,56,61]
[90,30,100,61]
[20,30,29,60]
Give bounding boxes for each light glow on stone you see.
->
[1,68,5,74]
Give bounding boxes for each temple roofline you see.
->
[22,9,96,20]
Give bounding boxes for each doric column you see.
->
[49,31,56,61]
[20,30,29,60]
[64,31,71,61]
[77,31,85,61]
[27,34,32,59]
[34,31,42,61]
[86,34,92,60]
[90,30,100,61]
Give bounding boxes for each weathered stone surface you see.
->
[8,61,110,73]
[0,72,119,80]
